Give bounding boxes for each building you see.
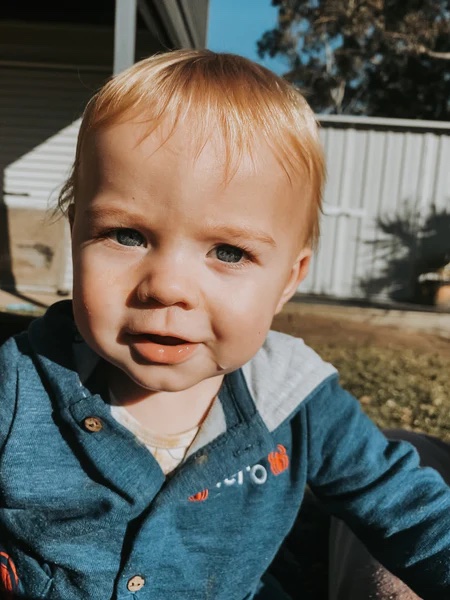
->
[0,0,209,294]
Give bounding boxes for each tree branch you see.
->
[387,32,450,60]
[314,16,338,26]
[417,46,450,60]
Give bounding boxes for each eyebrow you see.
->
[206,223,276,247]
[82,206,139,221]
[82,206,277,247]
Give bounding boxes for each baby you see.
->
[0,49,449,600]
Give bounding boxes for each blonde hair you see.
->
[58,49,325,247]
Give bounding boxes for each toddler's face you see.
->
[70,117,311,394]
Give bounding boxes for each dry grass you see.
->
[273,305,450,441]
[313,343,450,441]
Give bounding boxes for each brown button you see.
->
[127,575,145,592]
[83,416,103,432]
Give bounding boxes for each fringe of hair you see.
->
[58,49,325,247]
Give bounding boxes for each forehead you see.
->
[81,116,292,181]
[78,117,310,239]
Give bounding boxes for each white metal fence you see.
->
[304,115,450,303]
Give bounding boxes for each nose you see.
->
[135,251,199,310]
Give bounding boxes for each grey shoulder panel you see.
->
[242,330,337,432]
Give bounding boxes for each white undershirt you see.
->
[110,402,200,475]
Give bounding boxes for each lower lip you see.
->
[130,339,199,365]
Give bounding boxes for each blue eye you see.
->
[215,245,244,263]
[113,229,145,247]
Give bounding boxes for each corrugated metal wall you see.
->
[303,116,450,302]
[1,66,107,211]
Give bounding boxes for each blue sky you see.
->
[207,0,286,74]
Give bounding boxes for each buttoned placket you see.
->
[114,369,275,599]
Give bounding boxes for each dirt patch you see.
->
[273,308,450,357]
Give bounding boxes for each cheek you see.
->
[213,317,271,372]
[71,256,121,337]
[210,271,290,357]
[72,288,119,360]
[211,294,276,359]
[73,249,127,301]
[219,275,285,320]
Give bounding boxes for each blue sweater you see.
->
[0,301,449,599]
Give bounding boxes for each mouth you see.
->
[127,332,198,365]
[131,333,192,346]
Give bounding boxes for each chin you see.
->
[127,370,203,394]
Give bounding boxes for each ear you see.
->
[68,204,75,233]
[275,248,312,314]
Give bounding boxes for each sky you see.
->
[207,0,286,74]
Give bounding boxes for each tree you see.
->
[257,0,450,119]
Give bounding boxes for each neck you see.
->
[107,368,224,435]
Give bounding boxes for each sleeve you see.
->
[0,336,21,448]
[306,376,450,600]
